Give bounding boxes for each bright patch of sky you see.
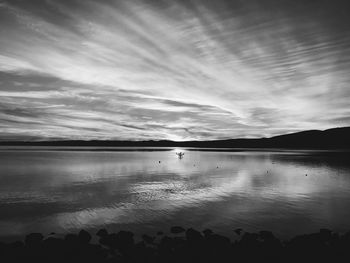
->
[0,0,349,140]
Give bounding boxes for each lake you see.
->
[0,147,350,241]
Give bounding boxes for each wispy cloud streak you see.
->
[0,0,349,140]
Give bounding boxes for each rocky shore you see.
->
[1,227,349,262]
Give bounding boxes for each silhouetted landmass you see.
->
[1,127,349,149]
[1,227,350,262]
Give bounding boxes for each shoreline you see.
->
[1,227,349,262]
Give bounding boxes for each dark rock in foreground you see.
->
[171,226,186,234]
[0,227,350,262]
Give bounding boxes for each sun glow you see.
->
[166,134,186,142]
[0,0,349,141]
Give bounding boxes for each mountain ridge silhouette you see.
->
[1,127,349,149]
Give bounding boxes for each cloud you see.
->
[0,0,350,140]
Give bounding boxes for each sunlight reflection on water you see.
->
[0,148,350,240]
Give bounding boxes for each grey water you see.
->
[0,147,350,241]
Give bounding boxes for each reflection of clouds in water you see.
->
[51,171,254,229]
[1,150,350,238]
[53,203,134,230]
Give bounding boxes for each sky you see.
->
[0,0,350,141]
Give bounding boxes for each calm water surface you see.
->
[0,148,350,240]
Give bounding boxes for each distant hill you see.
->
[0,127,349,149]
